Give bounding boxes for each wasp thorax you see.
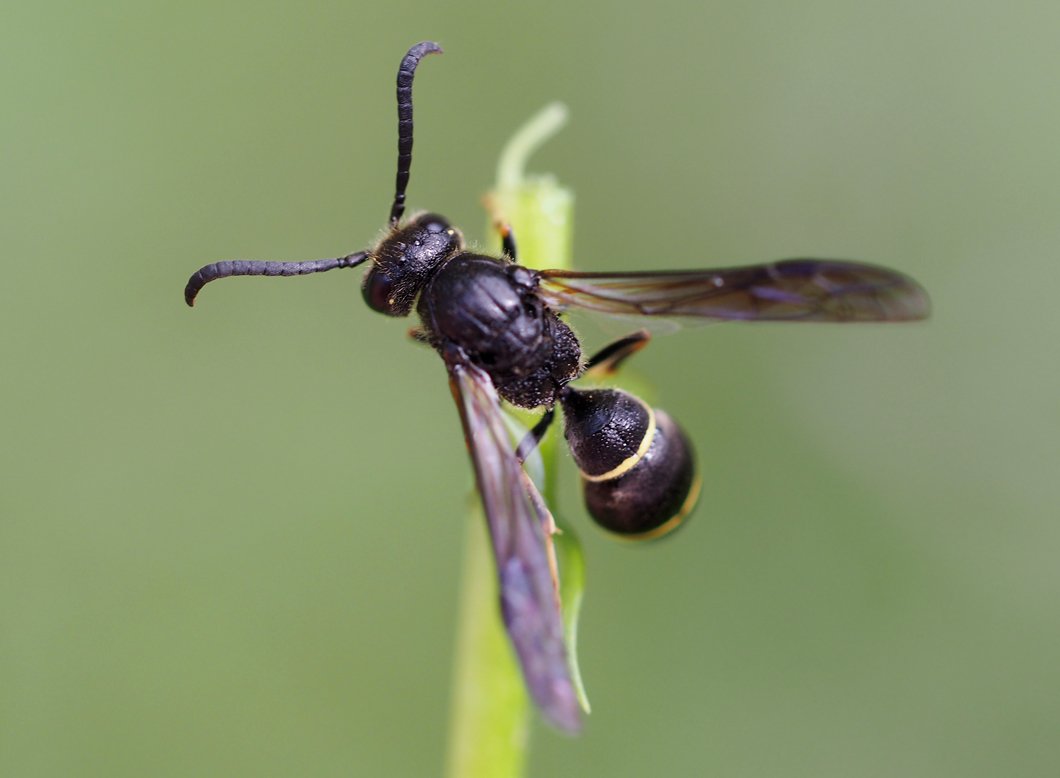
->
[561,387,699,539]
[362,213,463,316]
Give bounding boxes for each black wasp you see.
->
[185,42,930,733]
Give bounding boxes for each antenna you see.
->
[388,41,443,225]
[184,252,368,306]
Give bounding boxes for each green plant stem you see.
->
[445,103,574,778]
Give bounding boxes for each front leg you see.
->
[407,326,432,346]
[494,220,518,262]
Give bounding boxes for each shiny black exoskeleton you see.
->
[561,387,698,538]
[362,214,581,408]
[357,209,694,533]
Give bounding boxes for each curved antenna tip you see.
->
[415,41,443,55]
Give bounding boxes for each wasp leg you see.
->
[583,330,652,376]
[407,327,432,346]
[482,194,518,261]
[515,408,555,463]
[493,220,518,261]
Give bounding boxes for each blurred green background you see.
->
[3,1,1059,775]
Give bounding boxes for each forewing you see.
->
[448,360,582,734]
[538,259,930,322]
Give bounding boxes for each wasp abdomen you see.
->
[561,388,699,539]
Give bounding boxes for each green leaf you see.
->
[553,519,591,713]
[446,102,584,777]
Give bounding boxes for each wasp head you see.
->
[362,213,463,316]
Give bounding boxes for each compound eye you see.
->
[362,267,399,314]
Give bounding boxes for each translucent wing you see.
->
[448,358,582,734]
[537,259,930,322]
